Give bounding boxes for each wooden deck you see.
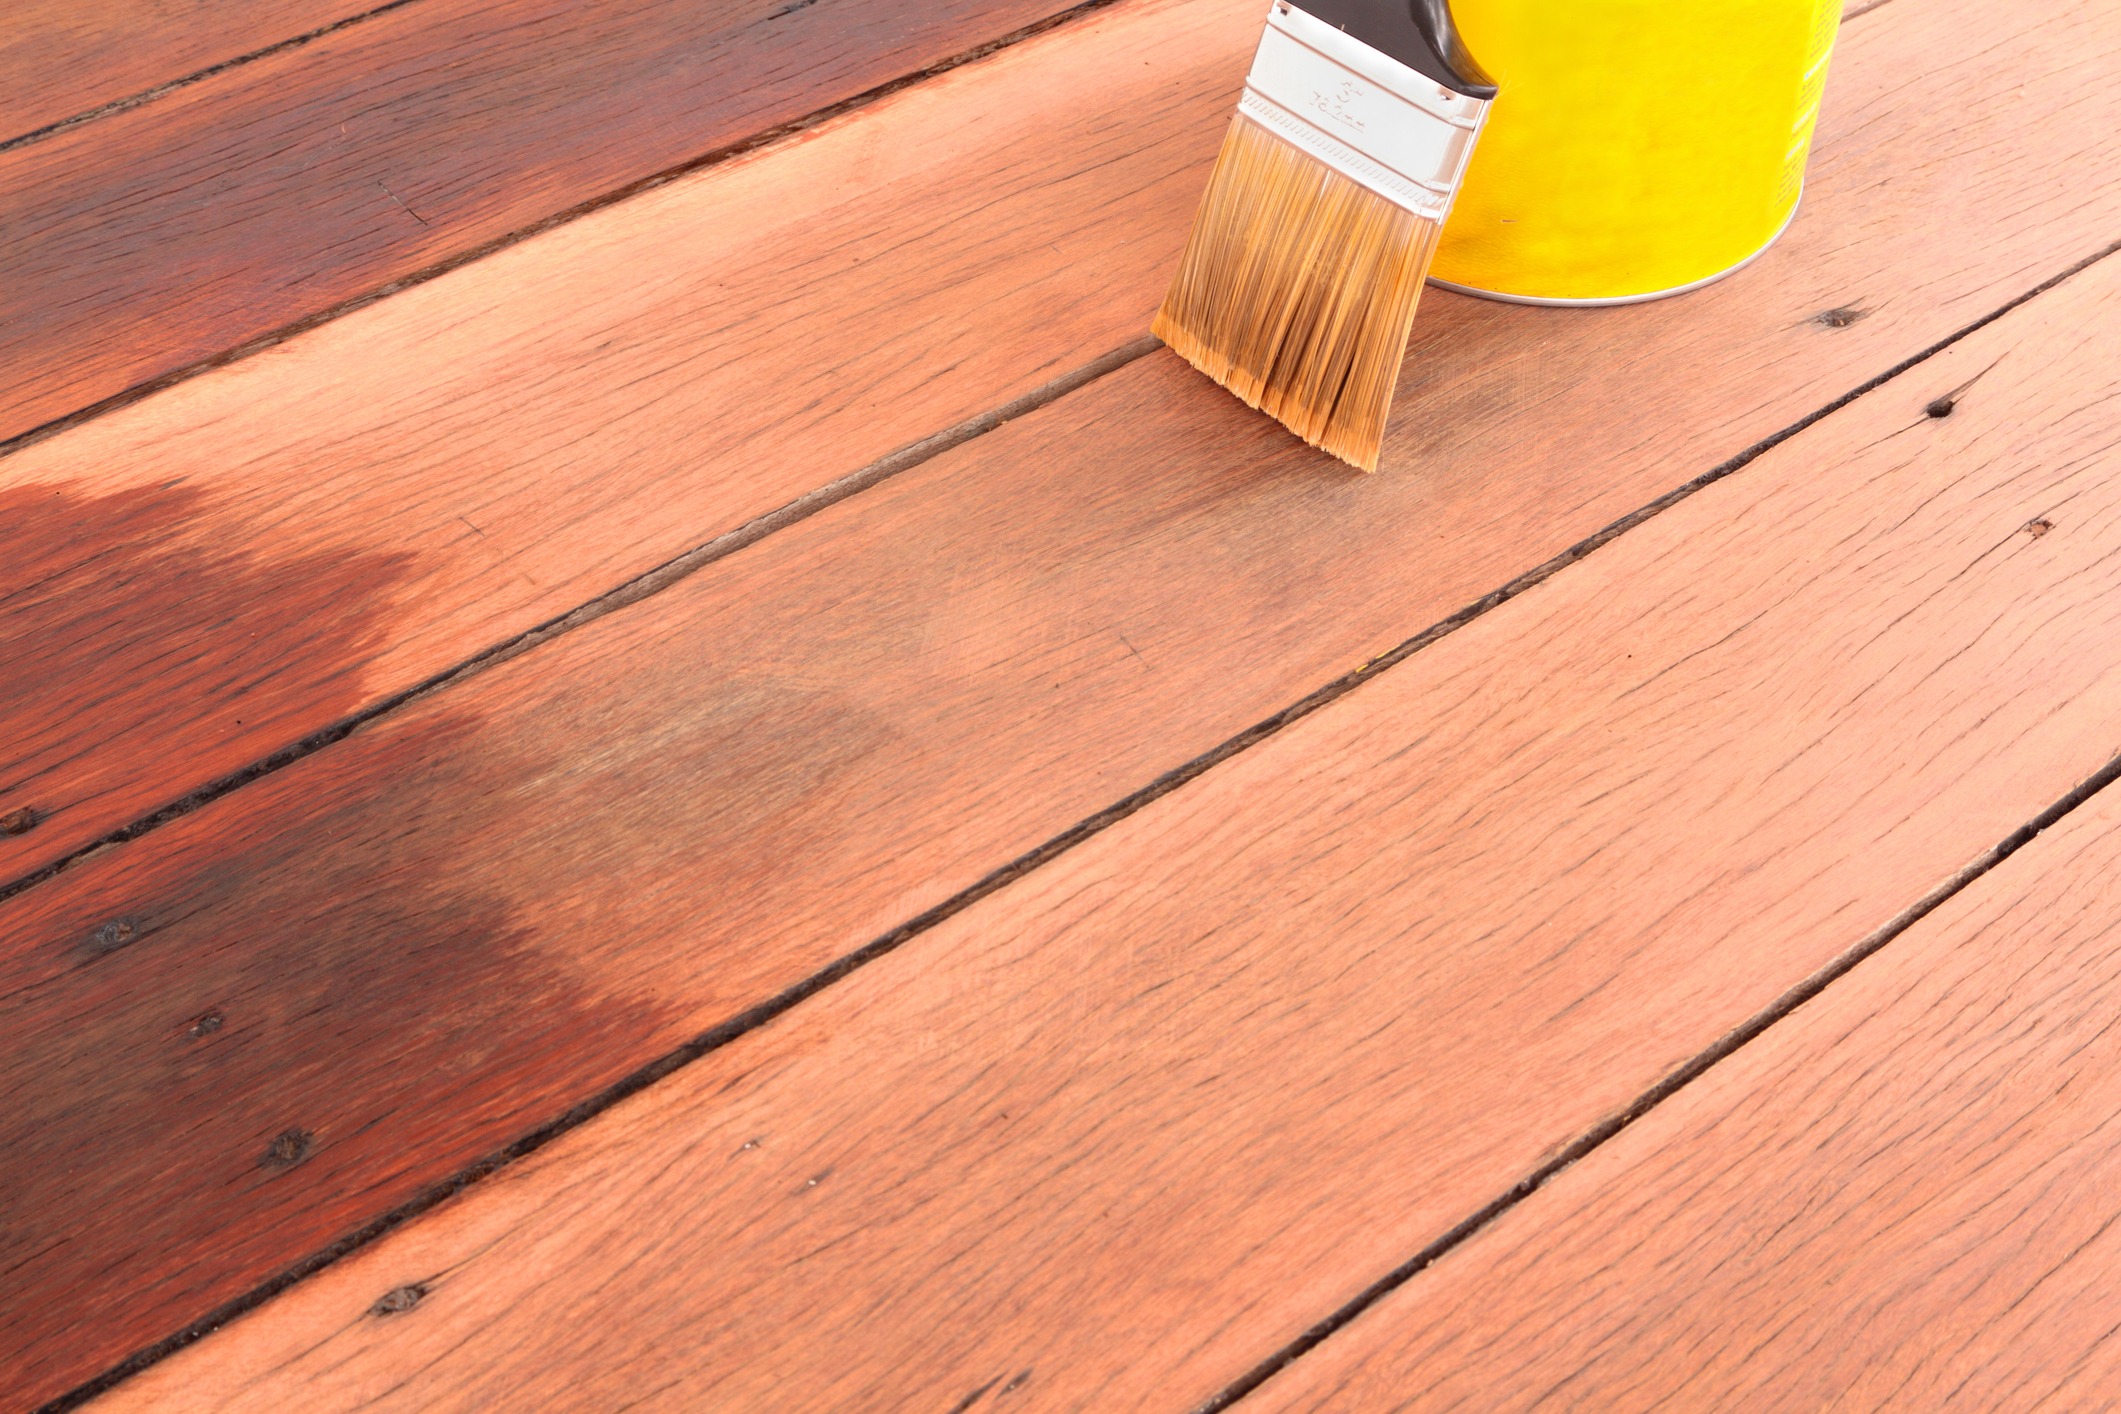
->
[2,0,2117,1408]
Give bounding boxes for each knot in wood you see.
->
[370,1283,428,1317]
[261,1128,315,1169]
[86,917,139,953]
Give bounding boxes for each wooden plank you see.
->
[0,0,1090,446]
[81,224,2121,1414]
[1247,788,2121,1412]
[3,0,2114,1402]
[0,0,1253,885]
[0,0,372,145]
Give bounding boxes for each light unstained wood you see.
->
[0,0,1255,883]
[86,232,2121,1413]
[1248,788,2121,1413]
[2,0,2114,1402]
[0,0,1085,445]
[0,0,371,144]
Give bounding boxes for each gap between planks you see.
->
[41,237,2121,1414]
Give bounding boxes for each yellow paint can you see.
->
[1431,0,1842,304]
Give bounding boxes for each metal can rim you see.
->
[1427,186,1803,308]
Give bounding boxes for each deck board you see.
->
[0,0,1088,446]
[84,239,2121,1414]
[1246,786,2121,1412]
[1,0,2114,1403]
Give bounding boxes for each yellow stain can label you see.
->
[1431,0,1843,304]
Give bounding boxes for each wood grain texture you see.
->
[1248,789,2121,1413]
[0,0,1254,884]
[4,0,2115,1402]
[0,0,374,144]
[0,0,1089,445]
[85,231,2121,1414]
[2,0,2111,885]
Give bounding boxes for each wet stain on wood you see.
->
[0,480,418,882]
[0,480,677,1403]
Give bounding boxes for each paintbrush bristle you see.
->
[1152,113,1442,473]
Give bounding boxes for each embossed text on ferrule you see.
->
[1237,2,1488,215]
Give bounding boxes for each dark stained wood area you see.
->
[2,0,2118,1409]
[0,0,1094,446]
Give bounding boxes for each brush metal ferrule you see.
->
[1237,1,1488,220]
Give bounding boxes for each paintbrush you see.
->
[1153,0,1494,470]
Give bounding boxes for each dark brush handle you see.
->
[1293,0,1498,98]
